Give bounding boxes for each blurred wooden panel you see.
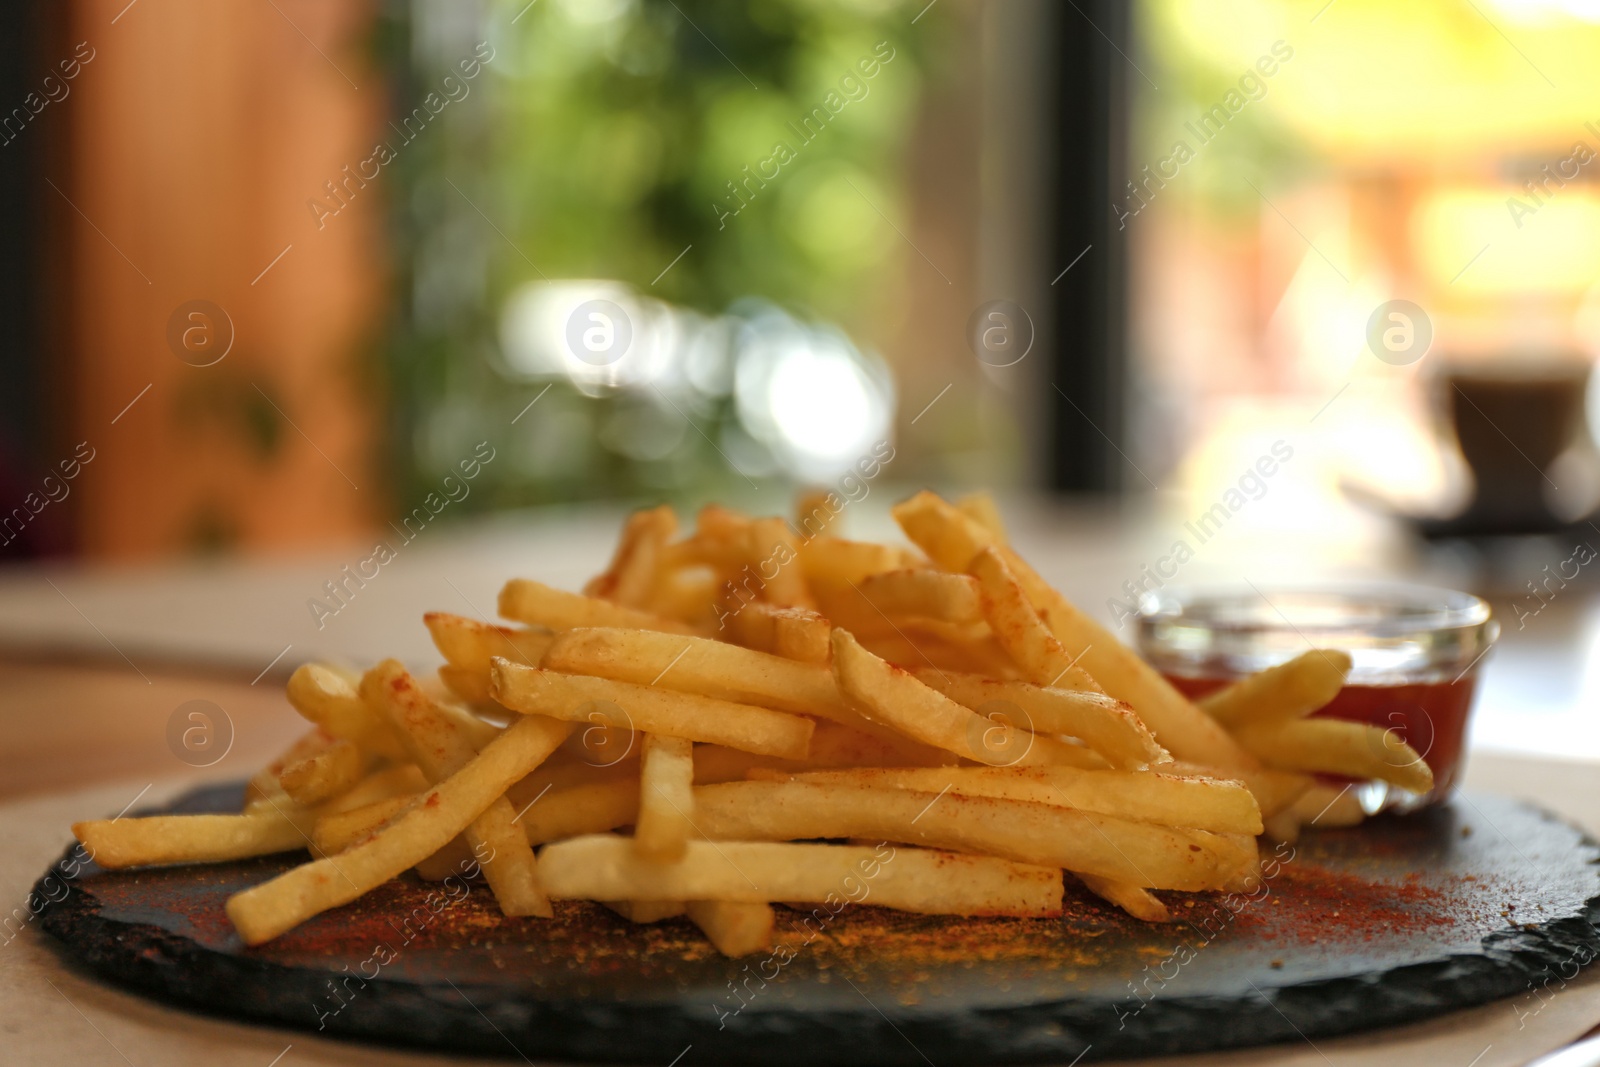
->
[64,0,384,558]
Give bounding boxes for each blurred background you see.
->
[7,0,1600,775]
[9,0,1600,561]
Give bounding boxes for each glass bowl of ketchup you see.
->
[1136,584,1498,812]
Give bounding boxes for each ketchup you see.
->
[1165,674,1478,800]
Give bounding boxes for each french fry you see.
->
[696,503,751,544]
[1292,783,1366,828]
[892,491,1255,767]
[1169,761,1313,819]
[426,612,554,702]
[799,536,907,587]
[499,578,703,636]
[511,778,639,846]
[832,629,1092,769]
[286,666,405,761]
[858,569,982,624]
[956,490,1007,542]
[539,835,1065,916]
[635,734,694,861]
[1262,810,1300,844]
[584,505,677,606]
[414,836,477,881]
[225,713,572,944]
[693,721,957,784]
[311,795,412,856]
[490,661,815,760]
[558,722,638,770]
[646,569,722,627]
[744,517,814,609]
[320,764,430,814]
[889,491,993,575]
[1076,873,1169,922]
[1199,650,1352,727]
[606,900,687,923]
[756,765,1262,835]
[438,665,494,706]
[364,660,552,917]
[1234,718,1434,795]
[794,488,839,540]
[246,728,336,809]
[96,486,1439,958]
[415,678,507,750]
[853,628,1022,680]
[524,743,642,790]
[968,546,1100,691]
[543,627,842,718]
[74,808,316,869]
[694,781,1256,892]
[544,627,942,758]
[911,668,1163,770]
[278,739,369,807]
[722,603,832,664]
[425,612,554,672]
[687,900,776,956]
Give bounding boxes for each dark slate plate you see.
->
[35,784,1600,1064]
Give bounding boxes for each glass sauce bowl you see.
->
[1136,584,1498,812]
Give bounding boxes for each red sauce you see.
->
[1165,674,1479,801]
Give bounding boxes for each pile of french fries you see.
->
[73,490,1431,956]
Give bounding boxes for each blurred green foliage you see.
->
[377,0,942,513]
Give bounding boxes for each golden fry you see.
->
[911,668,1162,770]
[539,835,1065,916]
[499,578,702,636]
[722,602,833,664]
[693,720,957,784]
[1076,873,1169,922]
[687,900,776,957]
[584,505,677,606]
[1168,761,1313,819]
[1291,783,1366,828]
[490,661,814,760]
[832,629,1092,769]
[606,900,687,923]
[311,795,412,856]
[225,714,572,944]
[742,516,813,610]
[758,765,1262,835]
[955,490,1007,543]
[1199,650,1352,727]
[278,739,368,807]
[635,733,694,862]
[799,536,907,588]
[694,780,1255,892]
[74,809,315,869]
[543,627,841,717]
[892,491,1254,767]
[858,568,982,624]
[510,778,639,846]
[286,666,405,760]
[794,488,839,540]
[1234,718,1434,795]
[365,659,552,917]
[425,612,554,672]
[968,547,1100,691]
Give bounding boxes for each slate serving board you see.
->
[35,784,1600,1064]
